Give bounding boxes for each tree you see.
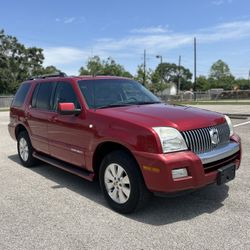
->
[209,60,231,80]
[134,64,153,86]
[196,75,210,91]
[209,60,235,90]
[79,57,101,76]
[79,56,132,77]
[102,57,132,77]
[34,65,62,76]
[0,30,60,94]
[152,62,192,91]
[233,78,250,90]
[0,30,26,93]
[149,70,165,93]
[79,66,89,76]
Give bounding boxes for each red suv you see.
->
[8,73,241,213]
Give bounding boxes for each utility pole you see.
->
[156,55,163,84]
[143,49,146,86]
[177,55,181,95]
[194,37,197,101]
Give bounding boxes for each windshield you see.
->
[78,79,161,109]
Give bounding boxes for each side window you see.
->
[35,82,55,110]
[53,82,79,110]
[12,82,31,107]
[31,84,40,108]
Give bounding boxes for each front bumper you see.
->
[198,142,239,164]
[134,138,241,194]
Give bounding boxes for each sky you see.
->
[1,0,250,79]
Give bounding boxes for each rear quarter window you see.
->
[12,82,31,107]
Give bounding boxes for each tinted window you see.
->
[77,80,94,108]
[12,82,31,107]
[31,84,40,108]
[53,82,79,110]
[35,82,55,110]
[78,79,160,109]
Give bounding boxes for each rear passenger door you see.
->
[48,81,86,167]
[27,82,56,154]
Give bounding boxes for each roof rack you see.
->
[29,72,67,80]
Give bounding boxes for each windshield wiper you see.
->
[134,101,162,105]
[96,103,134,109]
[96,101,161,109]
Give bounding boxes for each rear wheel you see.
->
[17,131,37,167]
[99,150,151,214]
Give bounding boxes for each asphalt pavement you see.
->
[0,106,249,250]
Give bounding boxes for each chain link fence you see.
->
[158,90,250,103]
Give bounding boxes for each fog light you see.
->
[172,168,188,179]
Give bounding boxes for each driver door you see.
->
[48,81,86,167]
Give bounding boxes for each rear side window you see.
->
[12,82,31,107]
[31,84,40,108]
[33,82,55,110]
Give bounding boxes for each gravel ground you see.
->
[0,106,249,250]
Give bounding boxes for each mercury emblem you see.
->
[209,128,219,145]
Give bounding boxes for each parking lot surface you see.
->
[0,105,249,250]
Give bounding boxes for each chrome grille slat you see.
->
[185,131,192,150]
[191,130,198,153]
[205,127,212,151]
[188,131,194,149]
[196,128,204,153]
[182,133,189,148]
[204,128,211,151]
[193,129,201,153]
[201,128,209,152]
[182,123,230,154]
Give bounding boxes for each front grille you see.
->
[181,123,230,154]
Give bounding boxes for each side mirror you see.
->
[58,103,81,115]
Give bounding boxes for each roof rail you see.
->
[29,72,67,80]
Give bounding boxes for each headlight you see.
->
[224,115,234,137]
[153,127,188,153]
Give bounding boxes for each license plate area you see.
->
[217,163,236,185]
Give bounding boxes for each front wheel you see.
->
[99,150,151,214]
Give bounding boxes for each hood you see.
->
[96,103,225,131]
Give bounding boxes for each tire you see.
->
[99,150,152,214]
[17,131,37,167]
